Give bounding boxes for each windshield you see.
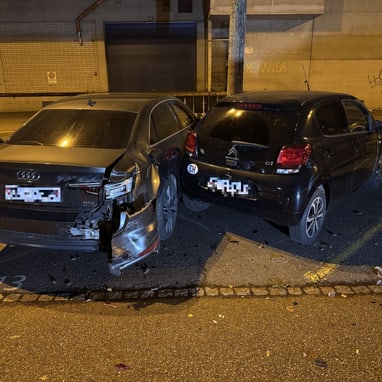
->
[7,109,137,149]
[198,107,298,145]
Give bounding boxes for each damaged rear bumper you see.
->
[0,201,159,277]
[108,201,160,276]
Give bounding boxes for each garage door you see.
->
[105,22,196,92]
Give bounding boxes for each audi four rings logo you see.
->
[17,170,41,181]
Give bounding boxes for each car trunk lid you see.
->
[0,144,128,209]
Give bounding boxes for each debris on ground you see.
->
[374,266,382,285]
[315,357,328,368]
[115,362,132,371]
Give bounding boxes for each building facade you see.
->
[0,0,381,111]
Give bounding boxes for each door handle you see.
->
[352,140,360,152]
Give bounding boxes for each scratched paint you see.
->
[304,218,382,283]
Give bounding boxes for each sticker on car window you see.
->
[207,177,249,197]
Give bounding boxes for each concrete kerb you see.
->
[1,284,382,303]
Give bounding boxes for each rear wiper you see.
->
[231,140,269,149]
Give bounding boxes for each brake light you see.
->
[105,178,133,199]
[81,185,102,195]
[68,182,102,195]
[276,143,311,174]
[185,131,198,158]
[235,102,263,110]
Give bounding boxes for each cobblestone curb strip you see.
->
[1,284,382,303]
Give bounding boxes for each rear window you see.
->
[7,109,137,149]
[197,107,298,145]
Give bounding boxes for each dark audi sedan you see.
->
[182,91,382,244]
[0,93,196,275]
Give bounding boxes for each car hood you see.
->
[0,144,127,168]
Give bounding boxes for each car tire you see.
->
[289,185,326,245]
[156,174,178,241]
[182,193,210,212]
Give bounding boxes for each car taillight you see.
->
[185,132,198,158]
[104,178,133,199]
[68,182,102,195]
[81,185,102,195]
[276,143,311,174]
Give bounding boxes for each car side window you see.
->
[316,102,348,136]
[150,102,179,145]
[343,100,369,133]
[169,101,195,129]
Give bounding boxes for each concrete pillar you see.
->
[227,0,247,96]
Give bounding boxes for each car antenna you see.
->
[302,66,310,91]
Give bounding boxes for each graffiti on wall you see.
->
[368,69,382,88]
[245,62,288,74]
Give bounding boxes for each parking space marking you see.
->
[0,275,27,291]
[304,264,338,283]
[304,218,382,283]
[330,218,382,264]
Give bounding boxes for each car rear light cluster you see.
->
[68,177,133,199]
[276,143,312,174]
[105,177,133,200]
[185,132,198,158]
[68,182,102,195]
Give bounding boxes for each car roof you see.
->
[217,90,357,111]
[43,92,180,112]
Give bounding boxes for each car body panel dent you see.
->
[109,201,159,276]
[148,163,161,200]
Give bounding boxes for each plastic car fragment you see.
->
[114,362,132,370]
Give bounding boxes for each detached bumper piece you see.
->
[108,201,159,276]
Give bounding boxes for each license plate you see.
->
[5,185,62,203]
[207,177,249,197]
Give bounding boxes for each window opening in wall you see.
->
[105,22,196,92]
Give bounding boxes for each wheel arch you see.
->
[308,174,331,211]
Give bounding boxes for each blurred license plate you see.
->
[207,177,249,196]
[5,185,61,203]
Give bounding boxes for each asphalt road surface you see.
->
[1,295,382,382]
